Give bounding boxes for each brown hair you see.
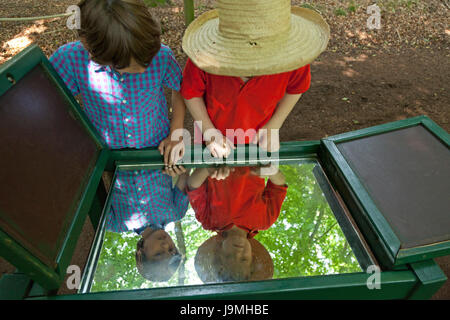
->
[78,0,161,69]
[135,237,182,282]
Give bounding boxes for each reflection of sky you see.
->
[90,162,362,292]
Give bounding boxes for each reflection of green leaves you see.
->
[255,164,361,278]
[91,208,213,292]
[91,163,361,292]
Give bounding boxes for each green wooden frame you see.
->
[0,44,109,291]
[1,137,447,300]
[43,141,442,300]
[0,44,447,299]
[320,116,450,268]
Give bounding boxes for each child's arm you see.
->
[184,97,216,133]
[175,171,189,192]
[250,165,287,186]
[185,97,235,158]
[252,93,302,152]
[158,90,186,165]
[170,90,186,135]
[187,167,210,190]
[266,93,302,130]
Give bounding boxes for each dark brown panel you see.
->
[0,64,99,267]
[337,125,450,249]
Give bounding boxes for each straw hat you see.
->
[182,0,330,76]
[194,235,274,283]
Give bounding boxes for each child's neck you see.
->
[223,225,248,238]
[116,58,146,74]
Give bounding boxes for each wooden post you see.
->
[184,0,195,26]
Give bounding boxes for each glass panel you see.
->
[88,160,362,292]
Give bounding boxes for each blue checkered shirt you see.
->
[49,41,186,232]
[106,169,189,233]
[49,41,181,149]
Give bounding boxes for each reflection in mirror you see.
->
[87,161,362,293]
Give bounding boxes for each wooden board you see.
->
[0,64,99,268]
[337,125,450,249]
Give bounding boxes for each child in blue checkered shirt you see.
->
[50,0,189,282]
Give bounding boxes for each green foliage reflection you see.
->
[90,163,361,292]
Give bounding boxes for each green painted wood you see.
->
[110,141,320,170]
[0,273,32,300]
[26,281,55,298]
[326,116,426,143]
[421,117,450,146]
[79,169,118,294]
[397,241,450,266]
[0,45,43,96]
[318,144,397,269]
[407,260,447,300]
[0,44,109,291]
[55,149,109,275]
[88,173,108,231]
[0,229,61,290]
[321,116,450,267]
[321,139,401,265]
[33,271,418,300]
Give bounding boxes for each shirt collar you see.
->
[134,222,165,236]
[91,60,113,74]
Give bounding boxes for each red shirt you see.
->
[187,167,288,238]
[181,59,311,144]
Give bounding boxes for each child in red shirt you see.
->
[180,1,329,156]
[187,165,287,281]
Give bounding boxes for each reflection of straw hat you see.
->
[182,0,330,76]
[195,235,274,283]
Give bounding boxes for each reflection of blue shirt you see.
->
[106,169,188,233]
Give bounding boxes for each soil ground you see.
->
[0,0,449,298]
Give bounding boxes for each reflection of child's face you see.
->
[143,229,179,262]
[219,234,252,279]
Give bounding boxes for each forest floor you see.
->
[0,0,449,298]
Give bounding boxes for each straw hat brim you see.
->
[194,235,274,283]
[182,7,330,77]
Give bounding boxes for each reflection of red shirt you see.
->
[187,167,288,238]
[180,59,311,144]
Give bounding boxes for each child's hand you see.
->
[251,164,286,186]
[205,132,235,158]
[207,166,234,180]
[158,137,185,166]
[250,164,279,177]
[162,165,187,177]
[252,125,280,153]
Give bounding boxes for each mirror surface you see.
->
[87,160,362,292]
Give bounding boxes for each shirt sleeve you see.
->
[49,44,80,96]
[105,207,125,233]
[286,64,311,94]
[262,180,288,228]
[180,58,207,100]
[161,46,182,91]
[172,185,189,220]
[187,183,210,226]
